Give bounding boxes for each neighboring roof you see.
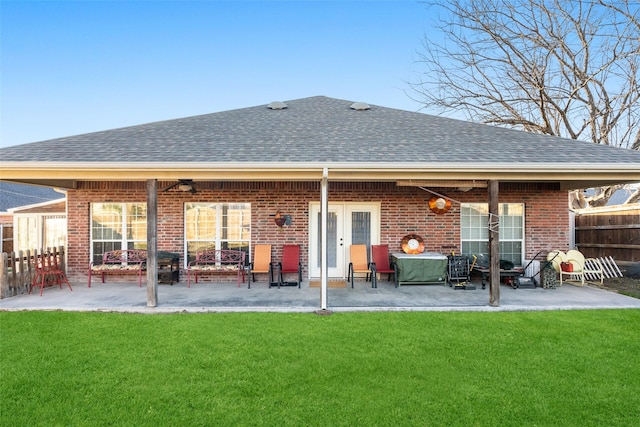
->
[584,187,638,206]
[2,96,639,189]
[0,182,64,212]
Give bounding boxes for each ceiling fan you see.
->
[162,179,197,194]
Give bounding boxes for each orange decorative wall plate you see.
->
[429,196,452,215]
[401,234,425,254]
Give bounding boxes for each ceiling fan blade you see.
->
[162,182,180,192]
[163,179,197,192]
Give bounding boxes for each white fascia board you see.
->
[2,161,639,181]
[7,197,67,213]
[2,160,640,170]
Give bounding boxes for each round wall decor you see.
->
[401,234,425,254]
[429,196,452,215]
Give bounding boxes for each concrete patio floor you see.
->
[2,277,640,313]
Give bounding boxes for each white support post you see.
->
[320,168,329,310]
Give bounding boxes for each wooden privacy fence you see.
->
[575,205,640,263]
[0,246,66,299]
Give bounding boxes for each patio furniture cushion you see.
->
[190,264,242,271]
[187,249,246,288]
[275,244,302,288]
[91,264,144,271]
[249,244,274,288]
[88,249,147,288]
[371,245,397,287]
[348,244,375,288]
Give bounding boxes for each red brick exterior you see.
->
[0,214,12,226]
[67,181,569,281]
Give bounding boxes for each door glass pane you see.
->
[317,212,337,268]
[351,212,371,246]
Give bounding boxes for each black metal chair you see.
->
[447,255,470,286]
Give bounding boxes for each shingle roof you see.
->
[0,182,63,212]
[2,96,638,165]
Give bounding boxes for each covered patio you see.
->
[2,278,639,313]
[3,97,640,311]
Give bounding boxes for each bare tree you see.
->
[411,0,640,206]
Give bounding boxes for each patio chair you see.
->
[547,250,566,270]
[249,244,274,289]
[348,244,376,288]
[447,254,470,287]
[371,244,398,287]
[30,252,73,296]
[275,244,302,288]
[563,249,604,286]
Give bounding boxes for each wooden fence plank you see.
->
[0,246,66,299]
[575,208,640,262]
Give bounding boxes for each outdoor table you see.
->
[475,267,524,289]
[391,252,448,285]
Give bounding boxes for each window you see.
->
[1,224,12,253]
[44,216,66,249]
[185,203,250,266]
[90,203,147,263]
[461,203,524,265]
[14,214,66,252]
[15,216,37,251]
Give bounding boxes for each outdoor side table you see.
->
[391,252,448,286]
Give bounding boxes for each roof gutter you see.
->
[2,160,639,171]
[2,162,639,190]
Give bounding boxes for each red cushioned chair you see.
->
[275,245,302,288]
[371,244,398,288]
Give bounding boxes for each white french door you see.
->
[309,203,380,279]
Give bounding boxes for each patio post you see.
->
[488,180,500,306]
[320,168,328,310]
[146,179,158,307]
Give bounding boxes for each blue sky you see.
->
[1,1,435,147]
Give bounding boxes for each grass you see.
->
[1,310,639,426]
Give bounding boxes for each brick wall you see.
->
[67,181,569,281]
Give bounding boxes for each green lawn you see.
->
[1,310,639,426]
